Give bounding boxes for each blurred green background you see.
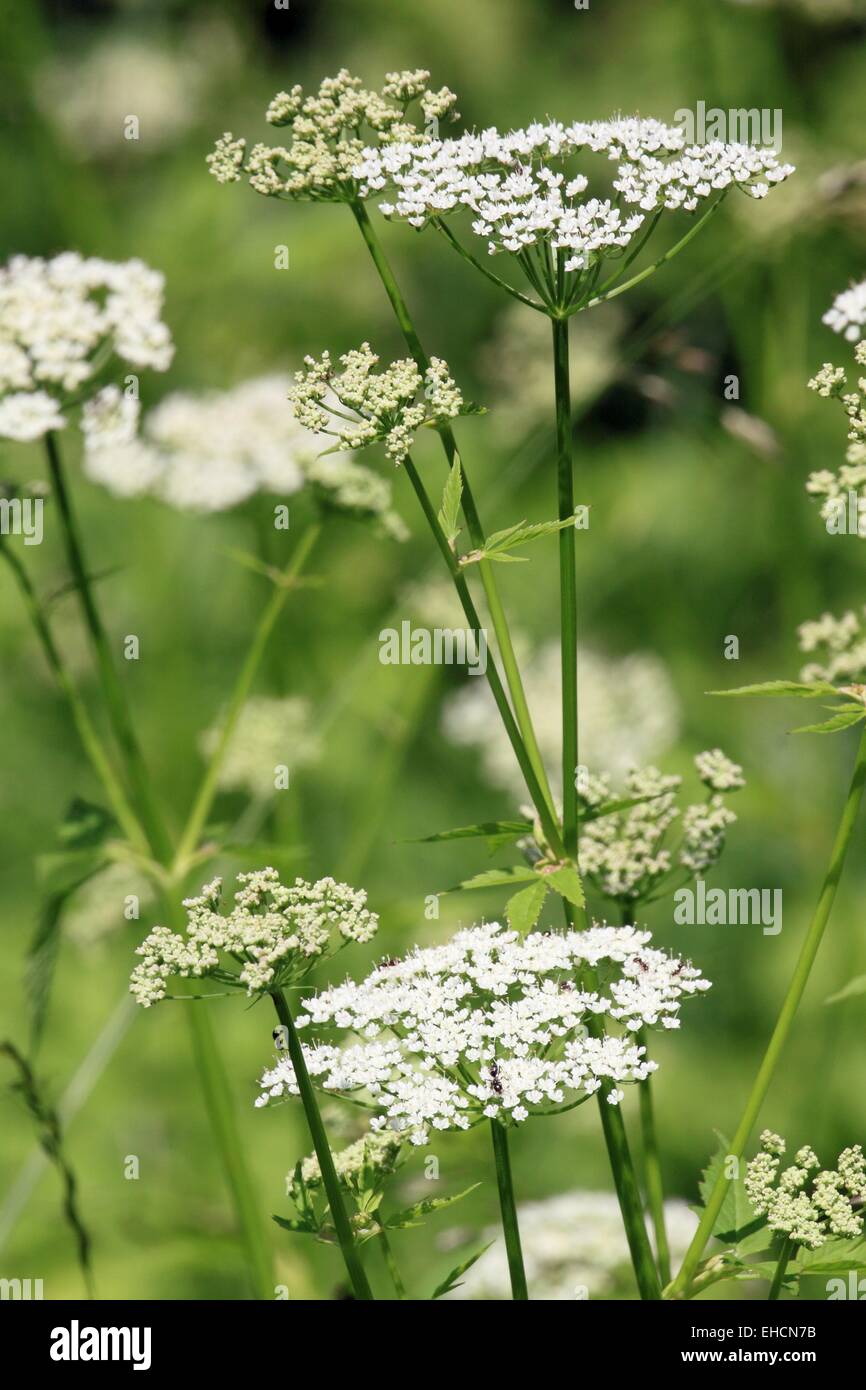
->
[1,0,866,1300]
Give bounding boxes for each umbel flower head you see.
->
[798,608,866,687]
[806,288,866,538]
[571,751,744,908]
[130,868,378,1006]
[0,252,173,442]
[81,374,406,534]
[290,342,467,464]
[745,1130,866,1249]
[355,118,794,315]
[255,919,711,1145]
[206,68,458,203]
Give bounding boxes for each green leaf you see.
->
[544,864,585,909]
[789,708,866,735]
[271,1213,319,1236]
[483,515,576,558]
[446,866,538,893]
[437,457,463,548]
[385,1183,480,1230]
[406,820,532,847]
[26,855,110,1052]
[709,680,840,700]
[795,1237,866,1275]
[826,974,866,1006]
[581,791,667,822]
[57,797,116,850]
[431,1241,494,1300]
[696,1132,767,1255]
[506,878,548,932]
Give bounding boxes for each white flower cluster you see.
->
[823,278,866,342]
[207,68,458,203]
[798,608,866,686]
[290,342,464,464]
[745,1130,866,1249]
[255,920,710,1145]
[447,1188,698,1300]
[81,374,405,531]
[356,118,793,290]
[296,1130,403,1194]
[130,868,378,1006]
[443,641,680,798]
[806,330,866,538]
[578,754,743,905]
[0,253,173,442]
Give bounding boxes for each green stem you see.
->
[374,1215,407,1299]
[183,995,274,1299]
[348,201,557,823]
[767,1236,794,1301]
[637,1026,671,1286]
[45,430,174,863]
[270,990,373,1300]
[39,436,275,1299]
[0,541,148,854]
[551,316,578,858]
[584,198,725,312]
[401,454,566,858]
[669,723,866,1298]
[596,1090,662,1299]
[173,522,320,868]
[489,1120,528,1300]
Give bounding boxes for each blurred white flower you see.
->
[199,695,321,800]
[83,374,407,532]
[0,253,173,441]
[823,278,866,342]
[65,862,153,949]
[798,608,866,684]
[447,1189,698,1300]
[443,640,680,796]
[37,24,241,156]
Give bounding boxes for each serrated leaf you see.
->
[437,457,463,548]
[696,1131,766,1254]
[795,1237,866,1274]
[506,879,548,932]
[385,1183,480,1229]
[407,820,532,846]
[271,1213,319,1235]
[581,791,667,822]
[789,708,866,735]
[826,974,866,1006]
[544,864,585,909]
[482,515,576,558]
[431,1241,494,1300]
[709,680,839,700]
[446,866,538,893]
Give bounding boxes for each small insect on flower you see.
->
[254,919,711,1145]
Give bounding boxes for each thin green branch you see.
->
[551,316,578,858]
[270,990,373,1300]
[173,522,321,870]
[348,201,558,826]
[581,198,725,313]
[669,722,866,1297]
